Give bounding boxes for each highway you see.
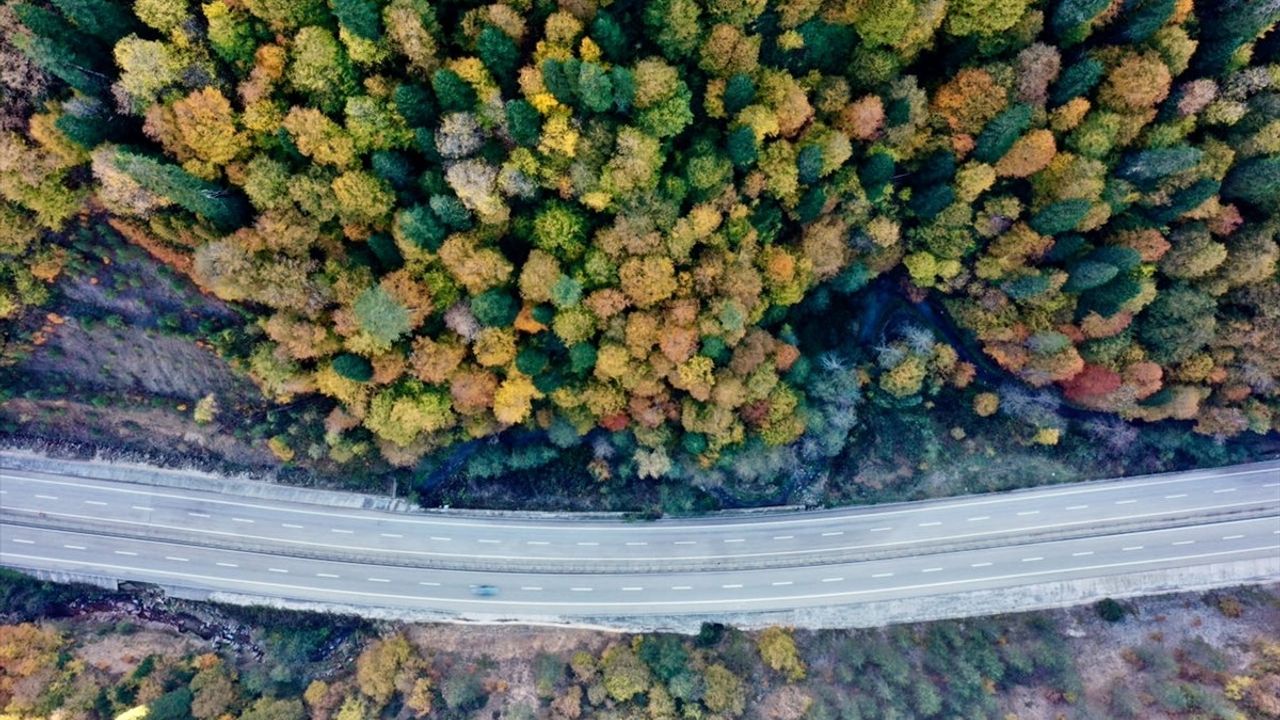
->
[1,461,1278,617]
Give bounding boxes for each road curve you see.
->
[1,460,1278,618]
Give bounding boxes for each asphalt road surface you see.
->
[2,461,1278,617]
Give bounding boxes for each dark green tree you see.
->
[112,148,249,231]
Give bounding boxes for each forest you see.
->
[0,0,1278,494]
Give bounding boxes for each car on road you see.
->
[470,584,499,597]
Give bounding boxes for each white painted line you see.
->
[367,578,390,583]
[216,562,238,568]
[521,586,543,591]
[1172,540,1195,546]
[64,544,86,550]
[674,541,697,545]
[0,490,6,494]
[35,494,58,500]
[419,581,439,586]
[576,542,599,546]
[773,535,794,540]
[869,527,893,532]
[626,542,648,546]
[164,556,188,562]
[267,568,288,573]
[1164,494,1188,499]
[131,506,153,512]
[871,572,894,578]
[971,562,992,568]
[526,541,550,546]
[1213,488,1237,494]
[671,585,692,590]
[967,516,990,522]
[921,568,943,573]
[1016,511,1040,516]
[821,577,843,582]
[187,512,210,518]
[771,581,793,586]
[820,532,843,537]
[1264,482,1279,488]
[570,587,593,592]
[1122,546,1144,551]
[316,573,340,578]
[115,550,138,556]
[429,536,451,542]
[1222,535,1245,540]
[724,538,746,543]
[282,523,303,529]
[331,529,353,534]
[232,518,253,524]
[918,521,942,527]
[84,500,107,506]
[380,533,402,538]
[1065,505,1089,510]
[11,538,33,544]
[722,583,743,589]
[621,587,643,591]
[1114,500,1137,505]
[1021,557,1043,563]
[477,539,500,544]
[1072,551,1094,557]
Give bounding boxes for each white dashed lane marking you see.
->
[621,587,644,591]
[131,506,153,512]
[971,562,992,568]
[216,562,238,568]
[967,516,990,522]
[232,518,254,524]
[282,523,303,529]
[1172,540,1195,546]
[1114,500,1136,505]
[1016,511,1040,516]
[84,500,107,506]
[872,572,894,578]
[821,577,843,583]
[1223,535,1245,540]
[722,583,743,589]
[331,529,353,534]
[164,556,188,562]
[1164,494,1187,499]
[1021,557,1043,562]
[64,544,86,550]
[188,512,210,518]
[380,533,402,538]
[1072,551,1094,557]
[771,581,793,586]
[918,522,942,527]
[869,527,893,532]
[570,587,592,592]
[316,573,339,578]
[921,568,943,573]
[1066,505,1089,510]
[521,586,542,591]
[368,578,390,583]
[35,494,57,500]
[1122,546,1144,551]
[1213,488,1238,494]
[11,538,34,544]
[820,532,843,537]
[772,535,794,540]
[267,568,288,573]
[115,550,137,556]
